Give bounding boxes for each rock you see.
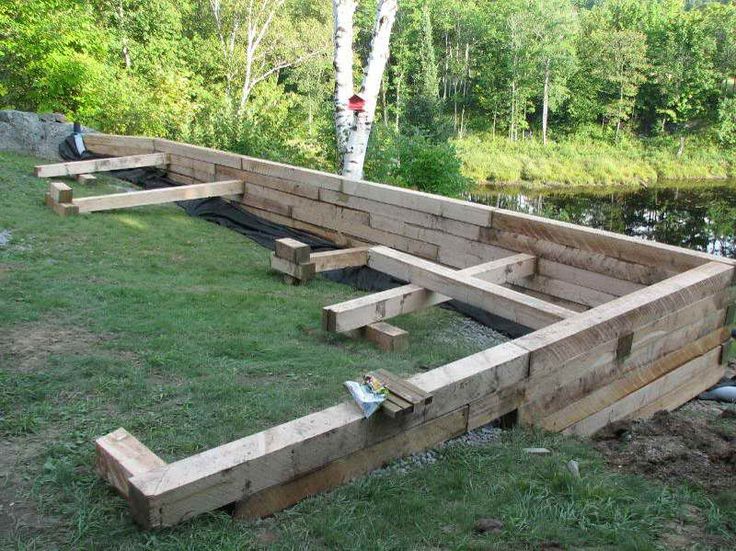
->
[473,518,503,534]
[566,459,581,479]
[523,447,551,454]
[0,110,94,160]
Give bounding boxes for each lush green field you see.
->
[1,152,733,549]
[456,134,736,189]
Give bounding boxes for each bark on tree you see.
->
[333,0,356,166]
[542,58,550,145]
[341,0,398,179]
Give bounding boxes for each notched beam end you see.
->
[95,428,166,501]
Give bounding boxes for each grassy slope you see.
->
[456,135,736,189]
[0,152,732,549]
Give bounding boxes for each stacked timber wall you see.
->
[81,133,735,528]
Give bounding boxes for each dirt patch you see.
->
[0,434,63,540]
[594,400,736,548]
[0,321,111,372]
[594,406,735,494]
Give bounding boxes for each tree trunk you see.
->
[542,58,550,145]
[341,0,398,180]
[333,0,356,166]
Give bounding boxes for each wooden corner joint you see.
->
[271,237,315,285]
[95,428,165,500]
[46,181,78,216]
[369,368,433,418]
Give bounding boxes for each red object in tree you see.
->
[348,94,366,112]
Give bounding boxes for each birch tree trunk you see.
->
[333,0,355,164]
[542,58,550,145]
[341,0,398,180]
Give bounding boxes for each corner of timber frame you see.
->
[69,134,736,530]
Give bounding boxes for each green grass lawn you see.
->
[1,152,733,549]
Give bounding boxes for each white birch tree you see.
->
[333,0,398,180]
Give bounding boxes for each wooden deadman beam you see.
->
[34,153,169,178]
[44,180,245,215]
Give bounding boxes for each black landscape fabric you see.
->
[60,133,528,337]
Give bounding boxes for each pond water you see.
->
[468,181,736,259]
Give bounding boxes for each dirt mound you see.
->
[594,405,736,494]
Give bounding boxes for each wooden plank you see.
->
[364,322,409,352]
[126,342,528,528]
[72,180,244,213]
[491,208,725,273]
[232,407,468,520]
[310,247,370,272]
[83,134,156,152]
[95,428,166,499]
[323,254,537,332]
[75,174,96,184]
[269,254,315,281]
[367,246,574,330]
[514,262,735,377]
[371,369,432,405]
[274,238,311,264]
[154,139,242,169]
[509,274,616,308]
[48,181,72,203]
[483,227,673,285]
[564,347,723,436]
[34,153,168,178]
[538,327,729,431]
[537,259,644,297]
[521,293,732,419]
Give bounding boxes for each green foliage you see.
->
[366,128,470,196]
[717,97,736,147]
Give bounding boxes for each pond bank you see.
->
[456,135,736,189]
[469,180,736,258]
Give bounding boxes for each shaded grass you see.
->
[0,152,733,549]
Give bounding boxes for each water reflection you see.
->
[468,182,736,259]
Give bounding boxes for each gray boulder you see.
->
[0,110,95,160]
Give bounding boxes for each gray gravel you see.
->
[438,317,508,349]
[371,424,502,477]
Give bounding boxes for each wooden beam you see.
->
[75,174,96,184]
[311,247,370,272]
[49,181,72,203]
[564,347,723,436]
[34,153,169,178]
[366,247,573,330]
[72,180,244,213]
[323,253,536,332]
[275,238,311,264]
[364,322,409,352]
[514,261,735,377]
[95,428,166,499]
[126,342,529,528]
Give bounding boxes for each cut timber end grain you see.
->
[274,238,311,264]
[96,428,166,499]
[49,181,72,203]
[364,322,409,352]
[76,174,96,184]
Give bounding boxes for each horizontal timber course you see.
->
[72,134,736,529]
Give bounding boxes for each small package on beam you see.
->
[344,375,387,418]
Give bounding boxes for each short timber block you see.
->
[76,173,97,184]
[275,238,312,264]
[270,254,315,283]
[369,368,433,418]
[95,428,166,499]
[364,322,409,352]
[49,181,73,203]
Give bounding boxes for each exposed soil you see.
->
[594,404,735,494]
[0,434,63,540]
[0,321,111,372]
[594,397,736,548]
